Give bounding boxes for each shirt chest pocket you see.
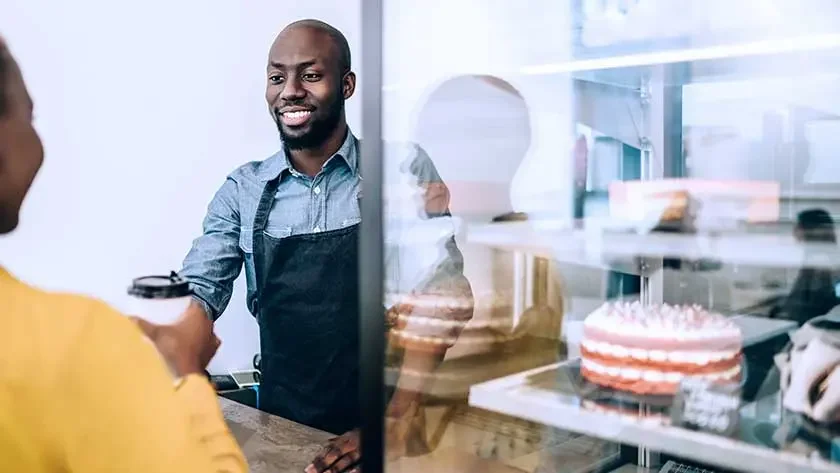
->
[238,226,293,254]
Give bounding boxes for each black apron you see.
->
[253,175,360,435]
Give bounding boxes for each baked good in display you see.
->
[387,290,518,348]
[655,190,689,222]
[581,301,743,395]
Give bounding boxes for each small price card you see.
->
[671,377,741,437]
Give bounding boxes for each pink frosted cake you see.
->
[581,302,743,395]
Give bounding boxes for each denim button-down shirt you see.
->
[180,131,472,336]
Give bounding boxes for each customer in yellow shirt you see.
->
[0,37,248,472]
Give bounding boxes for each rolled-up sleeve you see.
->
[387,144,474,352]
[180,178,244,320]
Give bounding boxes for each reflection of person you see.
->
[773,209,840,326]
[179,19,472,472]
[0,38,246,472]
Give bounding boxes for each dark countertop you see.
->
[220,396,332,473]
[220,396,530,473]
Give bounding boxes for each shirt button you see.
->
[313,226,321,233]
[313,186,321,195]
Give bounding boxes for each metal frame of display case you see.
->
[572,71,684,468]
[360,0,385,472]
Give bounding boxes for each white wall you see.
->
[1,0,573,374]
[4,0,577,373]
[0,0,360,372]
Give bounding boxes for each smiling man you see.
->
[180,19,473,473]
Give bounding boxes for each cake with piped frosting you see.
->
[581,301,743,395]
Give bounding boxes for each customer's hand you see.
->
[305,429,361,473]
[132,308,220,378]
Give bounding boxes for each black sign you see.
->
[672,377,742,437]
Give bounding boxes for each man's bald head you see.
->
[279,19,351,74]
[266,20,356,152]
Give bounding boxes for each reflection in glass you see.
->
[372,1,840,472]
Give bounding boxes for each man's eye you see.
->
[303,73,321,81]
[269,75,284,84]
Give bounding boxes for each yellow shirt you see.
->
[0,267,248,472]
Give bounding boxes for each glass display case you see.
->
[360,1,840,472]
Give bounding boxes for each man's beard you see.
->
[279,96,344,151]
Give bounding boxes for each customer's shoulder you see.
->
[0,272,139,369]
[0,270,94,311]
[9,277,123,328]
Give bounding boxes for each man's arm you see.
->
[181,177,244,320]
[54,302,247,472]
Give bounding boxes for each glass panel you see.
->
[377,1,840,472]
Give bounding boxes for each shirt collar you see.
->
[258,130,358,181]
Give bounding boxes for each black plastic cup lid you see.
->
[128,271,192,299]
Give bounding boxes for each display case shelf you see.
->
[469,316,804,473]
[467,221,840,271]
[469,362,836,473]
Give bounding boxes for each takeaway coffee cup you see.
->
[127,271,193,325]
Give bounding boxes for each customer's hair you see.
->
[797,208,837,243]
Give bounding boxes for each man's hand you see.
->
[305,429,361,473]
[131,308,220,377]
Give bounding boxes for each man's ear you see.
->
[342,71,356,100]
